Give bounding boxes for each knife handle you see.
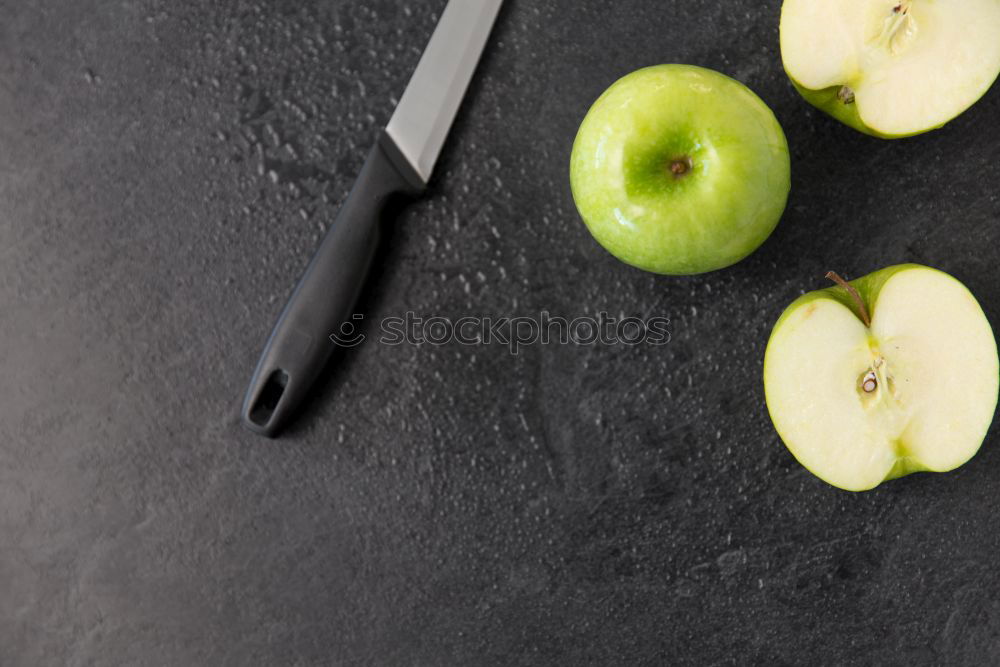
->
[242,131,424,437]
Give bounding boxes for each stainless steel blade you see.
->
[385,0,503,184]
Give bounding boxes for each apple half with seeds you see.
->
[764,265,999,491]
[780,0,1000,137]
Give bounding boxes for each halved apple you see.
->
[764,265,999,491]
[780,0,1000,137]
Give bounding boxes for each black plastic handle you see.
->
[242,131,423,437]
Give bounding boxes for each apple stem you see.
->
[668,157,693,179]
[826,271,872,328]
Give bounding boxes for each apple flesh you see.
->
[764,265,999,491]
[570,65,790,275]
[780,0,1000,137]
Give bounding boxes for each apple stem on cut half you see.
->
[826,272,884,396]
[825,271,872,328]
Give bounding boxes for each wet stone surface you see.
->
[3,0,1000,664]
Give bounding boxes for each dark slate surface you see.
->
[3,0,1000,664]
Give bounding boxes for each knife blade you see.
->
[387,0,505,182]
[242,0,504,437]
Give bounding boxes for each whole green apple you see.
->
[570,64,790,275]
[780,0,1000,138]
[764,265,999,492]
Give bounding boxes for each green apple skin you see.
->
[788,79,940,140]
[764,264,1000,491]
[570,65,791,275]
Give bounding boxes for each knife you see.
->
[242,0,504,437]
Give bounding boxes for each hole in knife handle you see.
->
[248,369,289,427]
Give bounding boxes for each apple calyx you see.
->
[837,86,855,105]
[668,156,693,179]
[825,271,871,327]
